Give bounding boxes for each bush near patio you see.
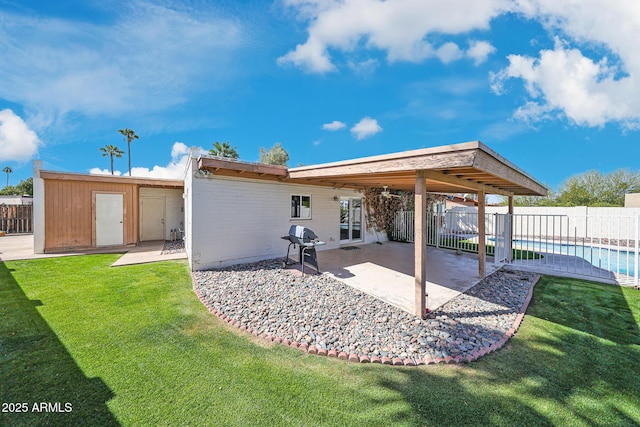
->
[1,255,639,426]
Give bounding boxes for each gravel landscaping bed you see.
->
[193,260,538,365]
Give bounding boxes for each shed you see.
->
[33,161,183,253]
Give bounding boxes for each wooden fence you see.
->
[0,204,33,233]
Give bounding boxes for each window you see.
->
[291,195,311,219]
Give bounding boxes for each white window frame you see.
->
[291,194,312,220]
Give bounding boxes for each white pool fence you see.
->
[392,209,640,286]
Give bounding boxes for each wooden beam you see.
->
[415,170,427,318]
[478,189,486,278]
[423,170,512,197]
[472,150,547,196]
[289,151,476,179]
[199,157,288,177]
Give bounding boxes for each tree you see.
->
[118,128,139,176]
[555,170,640,207]
[16,177,33,195]
[503,169,640,207]
[259,142,289,166]
[0,178,33,196]
[209,141,239,159]
[3,166,12,188]
[100,144,124,175]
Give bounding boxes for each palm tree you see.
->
[2,166,12,188]
[100,145,124,175]
[118,128,139,176]
[209,141,239,159]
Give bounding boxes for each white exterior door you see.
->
[141,197,165,241]
[96,193,124,246]
[340,198,363,242]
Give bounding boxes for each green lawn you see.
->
[1,255,639,426]
[435,237,543,259]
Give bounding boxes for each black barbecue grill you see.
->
[281,225,326,275]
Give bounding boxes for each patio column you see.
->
[507,195,514,262]
[478,189,486,278]
[415,170,427,318]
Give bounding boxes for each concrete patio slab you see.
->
[111,240,186,267]
[317,241,500,314]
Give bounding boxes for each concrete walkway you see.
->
[111,240,187,267]
[317,242,500,314]
[0,234,186,266]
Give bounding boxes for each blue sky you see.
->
[0,0,638,192]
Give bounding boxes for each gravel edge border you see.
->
[192,272,542,367]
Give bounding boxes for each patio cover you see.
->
[198,141,547,318]
[288,141,547,318]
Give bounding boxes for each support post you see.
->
[33,160,45,254]
[415,170,427,318]
[478,189,486,278]
[635,215,639,287]
[507,195,514,262]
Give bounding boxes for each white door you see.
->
[141,197,165,241]
[96,193,124,246]
[340,198,363,242]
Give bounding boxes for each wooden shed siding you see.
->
[44,179,139,251]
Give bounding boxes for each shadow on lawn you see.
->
[0,261,120,426]
[376,276,640,426]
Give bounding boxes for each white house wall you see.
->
[185,163,374,270]
[183,160,194,265]
[139,187,184,240]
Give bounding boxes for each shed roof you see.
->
[39,170,183,188]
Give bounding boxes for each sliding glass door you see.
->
[339,198,362,243]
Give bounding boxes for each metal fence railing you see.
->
[392,210,639,286]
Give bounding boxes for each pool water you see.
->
[510,239,637,277]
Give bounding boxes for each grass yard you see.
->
[1,255,639,426]
[435,237,543,260]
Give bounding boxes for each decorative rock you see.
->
[192,260,538,367]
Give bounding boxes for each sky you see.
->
[0,0,638,192]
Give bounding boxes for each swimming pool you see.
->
[510,239,637,277]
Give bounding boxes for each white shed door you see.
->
[96,193,124,246]
[141,197,165,241]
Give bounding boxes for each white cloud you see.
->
[493,1,640,128]
[0,109,42,162]
[347,58,379,75]
[436,42,464,64]
[90,142,199,180]
[493,38,636,127]
[466,40,496,65]
[89,168,123,176]
[351,117,382,140]
[0,2,248,124]
[322,120,347,131]
[278,0,509,72]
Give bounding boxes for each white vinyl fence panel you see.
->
[393,209,639,286]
